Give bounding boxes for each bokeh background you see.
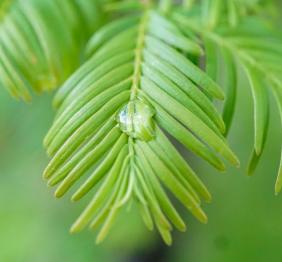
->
[1,3,282,261]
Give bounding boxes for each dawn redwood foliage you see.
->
[0,0,281,245]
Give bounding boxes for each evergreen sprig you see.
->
[43,6,240,244]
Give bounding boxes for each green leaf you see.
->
[245,66,269,157]
[202,0,223,29]
[273,85,282,194]
[221,48,237,135]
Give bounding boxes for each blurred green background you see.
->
[0,64,282,262]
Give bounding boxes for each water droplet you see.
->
[116,100,155,141]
